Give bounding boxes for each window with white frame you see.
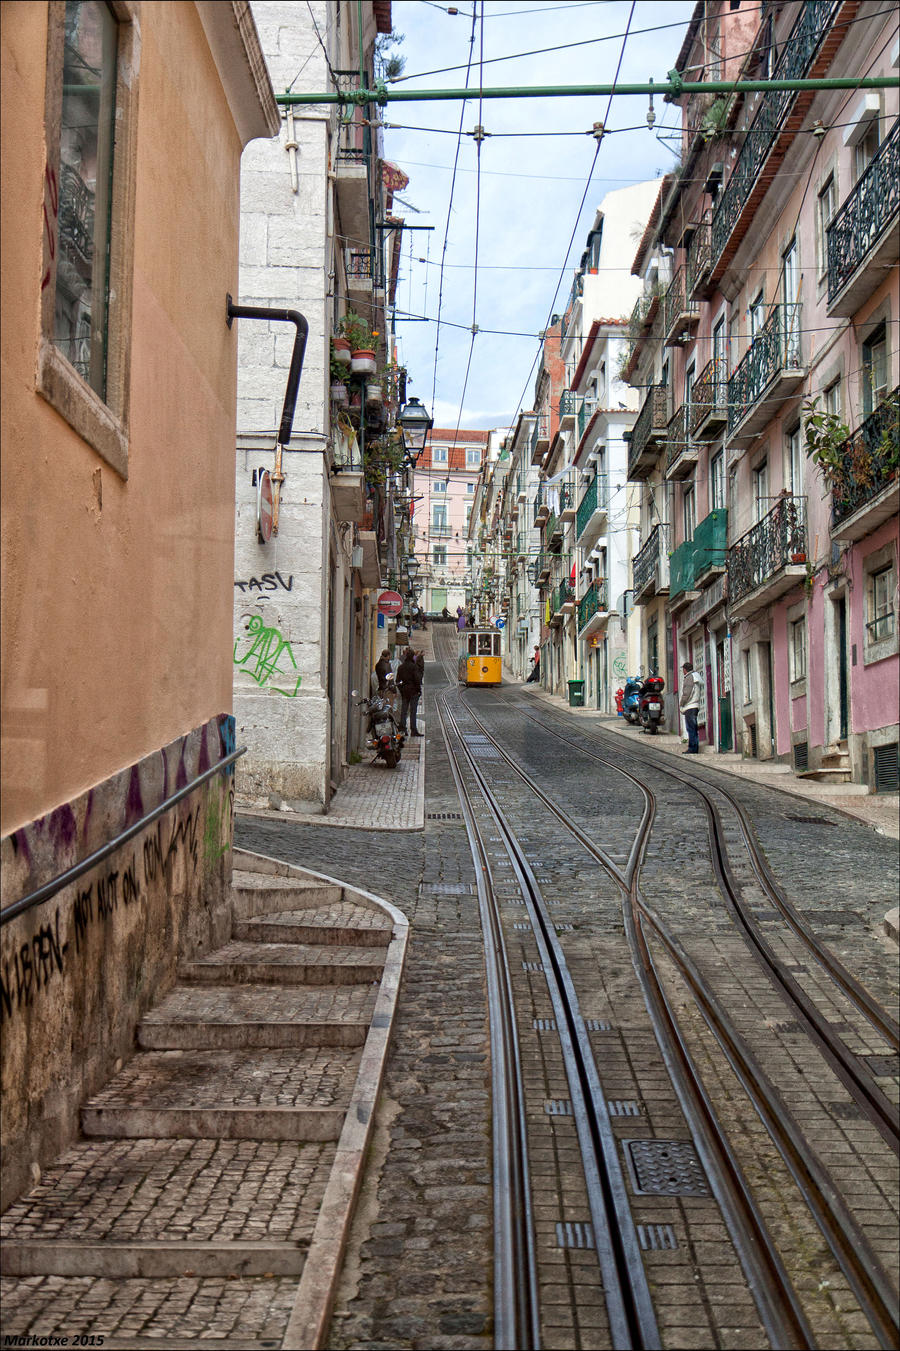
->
[466,481,475,494]
[433,545,447,565]
[710,451,725,511]
[466,449,481,468]
[749,289,764,340]
[867,563,895,643]
[742,649,753,703]
[823,379,841,418]
[817,174,836,274]
[753,459,769,522]
[432,503,448,531]
[862,323,888,416]
[432,445,447,464]
[789,616,807,682]
[432,480,447,494]
[787,425,803,495]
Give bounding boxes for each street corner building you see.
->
[0,0,279,1205]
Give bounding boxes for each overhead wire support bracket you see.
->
[275,75,899,108]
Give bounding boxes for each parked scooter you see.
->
[639,674,666,734]
[356,690,405,768]
[622,673,644,725]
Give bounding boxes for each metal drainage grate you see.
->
[608,1100,642,1117]
[513,922,531,930]
[555,923,575,931]
[556,1221,595,1250]
[793,741,809,773]
[638,1224,677,1251]
[873,742,900,793]
[787,814,835,826]
[533,1018,557,1031]
[585,1019,612,1032]
[625,1140,710,1196]
[424,883,475,895]
[545,1099,573,1116]
[426,812,463,820]
[522,962,544,972]
[862,1054,900,1077]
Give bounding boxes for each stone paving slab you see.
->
[1,1138,333,1246]
[180,940,385,986]
[1,1240,308,1279]
[234,908,391,947]
[0,1274,299,1346]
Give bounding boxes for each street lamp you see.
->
[398,397,434,462]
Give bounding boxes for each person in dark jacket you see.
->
[396,647,423,736]
[374,649,392,691]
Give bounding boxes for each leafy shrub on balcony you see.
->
[802,396,852,483]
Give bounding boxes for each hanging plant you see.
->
[802,397,851,484]
[331,335,351,367]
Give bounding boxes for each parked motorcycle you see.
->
[639,674,665,735]
[622,673,644,725]
[356,690,404,768]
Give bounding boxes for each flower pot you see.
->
[791,552,806,564]
[365,382,382,405]
[332,337,351,365]
[351,348,377,376]
[331,382,348,405]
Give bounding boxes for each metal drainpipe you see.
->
[226,297,309,536]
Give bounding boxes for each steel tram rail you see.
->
[514,701,900,1153]
[435,646,898,1348]
[436,675,660,1349]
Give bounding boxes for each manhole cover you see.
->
[625,1140,709,1195]
[786,815,836,826]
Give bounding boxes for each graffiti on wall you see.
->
[0,803,204,1024]
[233,615,302,697]
[233,573,294,593]
[612,651,628,681]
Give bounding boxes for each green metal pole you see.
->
[277,75,898,107]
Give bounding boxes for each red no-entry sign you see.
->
[377,590,403,616]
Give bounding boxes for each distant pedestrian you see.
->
[396,647,423,736]
[442,607,451,622]
[374,648,392,691]
[526,646,540,683]
[456,605,466,632]
[680,660,702,753]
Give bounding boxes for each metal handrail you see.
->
[1,746,247,927]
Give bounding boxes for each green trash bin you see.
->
[568,679,585,708]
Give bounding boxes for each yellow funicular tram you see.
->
[458,627,503,687]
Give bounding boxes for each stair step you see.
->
[137,982,375,1049]
[180,941,385,986]
[231,872,343,916]
[0,1239,307,1278]
[81,1047,360,1140]
[233,908,391,948]
[798,768,853,783]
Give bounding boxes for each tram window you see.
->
[492,634,501,656]
[478,634,492,655]
[468,635,478,655]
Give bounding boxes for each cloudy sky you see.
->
[382,0,696,433]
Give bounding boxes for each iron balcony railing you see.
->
[559,389,579,422]
[831,388,900,528]
[628,291,655,342]
[59,163,95,270]
[690,357,728,438]
[557,475,577,516]
[687,221,711,297]
[727,302,803,434]
[577,398,597,446]
[710,0,841,270]
[560,273,584,343]
[633,523,669,597]
[727,494,807,607]
[345,247,374,281]
[578,578,608,630]
[552,579,575,614]
[827,120,900,305]
[534,487,549,524]
[530,412,549,460]
[663,266,698,342]
[665,405,689,471]
[543,512,558,541]
[628,383,669,473]
[575,474,609,538]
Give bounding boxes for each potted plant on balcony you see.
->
[331,334,352,368]
[340,311,377,374]
[802,396,851,484]
[330,350,349,405]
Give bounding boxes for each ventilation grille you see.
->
[793,741,809,772]
[873,743,899,793]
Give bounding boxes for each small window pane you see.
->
[54,1,118,398]
[790,617,807,681]
[868,565,895,642]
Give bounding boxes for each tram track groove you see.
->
[434,634,898,1348]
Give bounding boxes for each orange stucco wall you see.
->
[1,2,243,835]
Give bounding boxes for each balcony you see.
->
[665,405,698,481]
[690,358,728,440]
[633,524,670,603]
[831,389,900,542]
[669,540,700,611]
[559,390,580,432]
[531,412,550,465]
[576,397,597,450]
[577,578,609,636]
[551,580,576,622]
[627,384,669,481]
[687,221,711,300]
[709,0,843,278]
[534,489,549,525]
[727,494,808,618]
[330,423,365,521]
[727,303,805,442]
[827,121,899,317]
[516,532,528,561]
[663,266,699,347]
[558,475,577,522]
[543,512,559,544]
[575,473,609,548]
[345,247,374,310]
[692,508,728,585]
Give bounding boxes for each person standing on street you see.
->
[374,648,392,691]
[680,660,702,753]
[397,647,423,736]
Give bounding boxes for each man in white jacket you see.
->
[680,661,702,754]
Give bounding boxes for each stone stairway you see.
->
[798,740,853,785]
[1,851,407,1350]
